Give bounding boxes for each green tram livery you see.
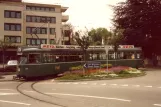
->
[16,44,143,79]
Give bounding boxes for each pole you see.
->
[105,45,109,72]
[47,21,50,44]
[2,48,5,72]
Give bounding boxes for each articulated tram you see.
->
[16,44,143,79]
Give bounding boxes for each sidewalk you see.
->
[0,74,15,82]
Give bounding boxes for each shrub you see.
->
[109,66,130,74]
[101,64,112,68]
[57,74,84,80]
[69,65,83,71]
[119,70,130,74]
[91,70,108,75]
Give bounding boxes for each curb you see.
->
[0,80,14,82]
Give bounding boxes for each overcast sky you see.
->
[23,0,125,30]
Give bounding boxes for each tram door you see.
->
[28,54,40,63]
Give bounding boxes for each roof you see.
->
[0,1,62,8]
[24,2,61,8]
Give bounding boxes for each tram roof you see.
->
[20,46,142,52]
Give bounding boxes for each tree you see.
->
[0,41,13,71]
[62,23,76,45]
[113,0,161,57]
[74,30,91,63]
[88,28,112,45]
[109,29,124,66]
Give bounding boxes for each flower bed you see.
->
[56,65,146,80]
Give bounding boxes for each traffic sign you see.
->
[84,62,101,68]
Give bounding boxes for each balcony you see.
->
[62,15,69,22]
[61,6,68,12]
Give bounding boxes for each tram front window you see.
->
[20,56,27,64]
[29,54,41,63]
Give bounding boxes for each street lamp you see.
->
[104,37,111,72]
[105,45,109,72]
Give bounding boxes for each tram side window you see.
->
[109,52,115,60]
[122,52,135,59]
[42,53,55,63]
[28,54,41,63]
[117,52,124,59]
[136,52,142,59]
[89,54,93,60]
[99,53,106,60]
[93,54,97,60]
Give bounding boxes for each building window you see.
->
[4,10,21,18]
[41,28,46,34]
[11,25,15,31]
[31,6,36,10]
[47,17,51,22]
[17,12,21,18]
[16,24,21,31]
[26,38,47,45]
[11,11,15,18]
[4,23,21,31]
[26,6,31,10]
[26,27,31,34]
[36,16,41,22]
[26,5,55,12]
[26,27,48,34]
[26,27,56,34]
[41,39,46,44]
[50,39,55,44]
[36,7,40,10]
[37,28,41,34]
[26,16,31,22]
[50,8,55,11]
[27,39,30,44]
[40,7,45,11]
[26,15,56,23]
[4,36,21,43]
[32,16,36,22]
[50,28,55,34]
[37,39,40,45]
[41,17,46,22]
[45,7,50,11]
[32,39,36,45]
[4,24,10,30]
[51,17,56,23]
[4,11,10,18]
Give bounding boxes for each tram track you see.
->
[32,81,103,107]
[16,81,67,107]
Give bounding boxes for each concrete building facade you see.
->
[0,0,69,46]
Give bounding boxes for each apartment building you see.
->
[0,0,69,62]
[0,0,69,46]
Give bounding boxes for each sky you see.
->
[23,0,125,30]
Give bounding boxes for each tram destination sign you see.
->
[84,62,101,69]
[41,44,135,49]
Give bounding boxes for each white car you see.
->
[5,60,18,72]
[7,60,18,66]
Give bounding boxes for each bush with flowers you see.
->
[56,65,145,80]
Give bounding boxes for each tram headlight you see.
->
[17,67,20,72]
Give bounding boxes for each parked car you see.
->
[5,60,18,72]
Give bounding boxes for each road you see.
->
[0,70,161,107]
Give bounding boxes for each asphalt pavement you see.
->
[0,69,161,107]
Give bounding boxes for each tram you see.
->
[16,44,143,79]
